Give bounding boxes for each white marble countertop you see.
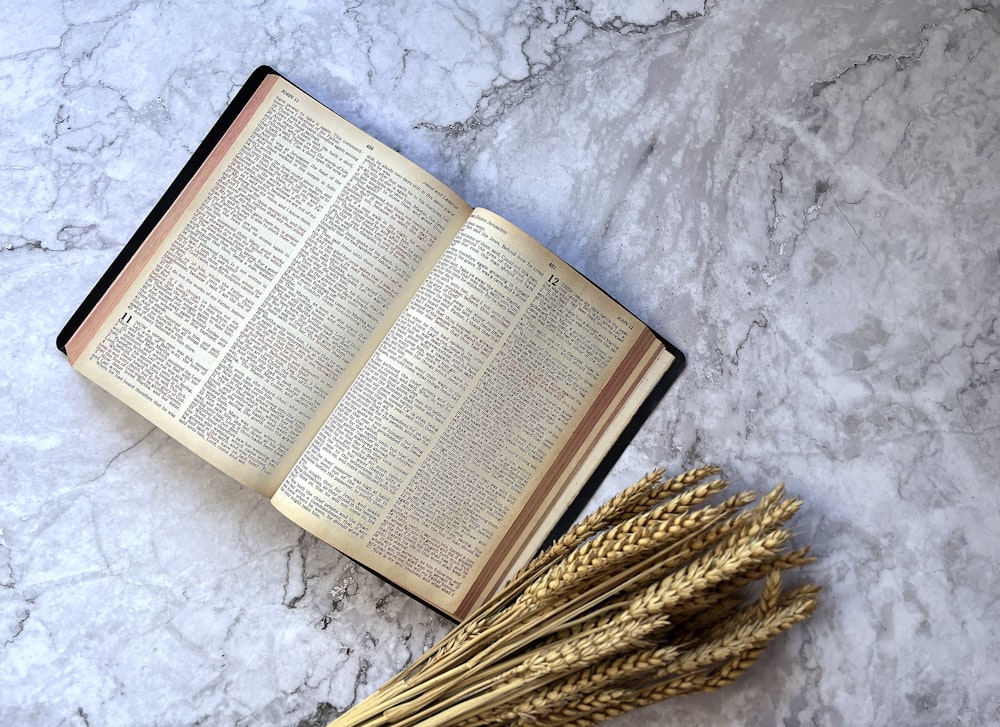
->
[3,1,999,725]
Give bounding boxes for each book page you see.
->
[67,74,471,495]
[272,209,674,617]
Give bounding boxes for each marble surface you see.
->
[2,1,999,725]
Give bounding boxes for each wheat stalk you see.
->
[325,467,819,727]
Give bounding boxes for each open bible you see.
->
[57,67,684,620]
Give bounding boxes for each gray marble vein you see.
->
[2,1,999,725]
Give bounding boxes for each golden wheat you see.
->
[325,467,819,727]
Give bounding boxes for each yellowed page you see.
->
[68,74,470,495]
[272,209,674,617]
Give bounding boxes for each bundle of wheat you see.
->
[326,466,819,727]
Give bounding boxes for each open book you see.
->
[57,67,684,620]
